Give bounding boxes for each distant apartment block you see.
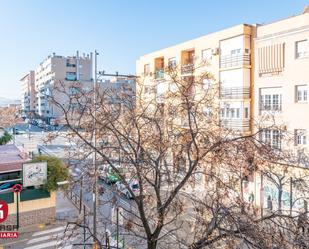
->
[34,52,93,122]
[20,70,35,117]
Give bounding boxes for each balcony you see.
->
[220,119,250,131]
[220,86,250,99]
[220,53,250,69]
[181,64,194,74]
[155,69,164,79]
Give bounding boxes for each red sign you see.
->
[12,184,23,193]
[0,200,8,223]
[0,232,19,238]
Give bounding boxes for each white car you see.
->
[116,179,140,199]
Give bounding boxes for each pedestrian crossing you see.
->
[23,225,76,249]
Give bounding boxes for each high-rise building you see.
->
[34,52,93,123]
[20,70,35,117]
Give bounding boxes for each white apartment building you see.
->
[20,70,35,117]
[35,52,93,123]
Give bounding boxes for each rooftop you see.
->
[0,144,29,173]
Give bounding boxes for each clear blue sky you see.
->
[0,0,308,99]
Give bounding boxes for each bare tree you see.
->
[47,64,309,249]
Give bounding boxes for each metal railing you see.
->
[220,54,251,68]
[155,69,164,79]
[220,86,250,99]
[220,119,250,130]
[181,64,194,74]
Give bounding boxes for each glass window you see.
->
[203,79,211,90]
[295,40,308,59]
[244,107,249,119]
[265,95,271,110]
[66,72,77,81]
[272,94,279,110]
[168,58,176,69]
[295,129,307,145]
[296,85,308,103]
[144,64,150,75]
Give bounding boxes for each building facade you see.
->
[34,52,93,123]
[20,71,35,117]
[136,7,309,211]
[136,24,255,134]
[254,8,309,166]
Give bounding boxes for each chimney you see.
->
[303,6,309,14]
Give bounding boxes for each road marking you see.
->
[26,233,62,244]
[32,226,66,237]
[24,240,58,249]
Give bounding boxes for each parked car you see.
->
[11,128,27,135]
[116,179,140,199]
[0,182,17,191]
[99,164,123,184]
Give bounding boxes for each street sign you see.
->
[12,184,23,193]
[0,200,8,223]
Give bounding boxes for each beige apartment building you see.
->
[137,24,255,134]
[20,70,35,117]
[35,52,93,123]
[136,7,309,211]
[254,8,309,165]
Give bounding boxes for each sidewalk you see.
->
[1,191,79,248]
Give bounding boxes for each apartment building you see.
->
[136,7,309,211]
[137,24,255,134]
[20,71,35,117]
[254,8,309,164]
[35,52,93,123]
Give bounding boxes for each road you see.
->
[13,125,187,248]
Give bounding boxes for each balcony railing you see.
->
[220,54,250,69]
[220,119,250,131]
[181,63,194,74]
[155,69,164,79]
[220,86,250,99]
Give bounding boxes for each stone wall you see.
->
[2,207,56,227]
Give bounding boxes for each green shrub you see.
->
[0,131,12,145]
[31,155,69,192]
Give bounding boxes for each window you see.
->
[66,72,77,81]
[203,79,211,90]
[260,129,281,149]
[220,107,241,119]
[296,85,308,102]
[295,40,308,59]
[144,85,155,94]
[231,48,241,55]
[295,129,307,145]
[201,49,212,61]
[203,107,212,117]
[168,58,176,69]
[144,64,150,75]
[260,93,282,111]
[66,59,76,67]
[244,107,249,119]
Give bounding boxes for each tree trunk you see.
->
[147,238,158,249]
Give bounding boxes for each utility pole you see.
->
[93,50,99,239]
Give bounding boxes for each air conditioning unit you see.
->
[211,48,219,55]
